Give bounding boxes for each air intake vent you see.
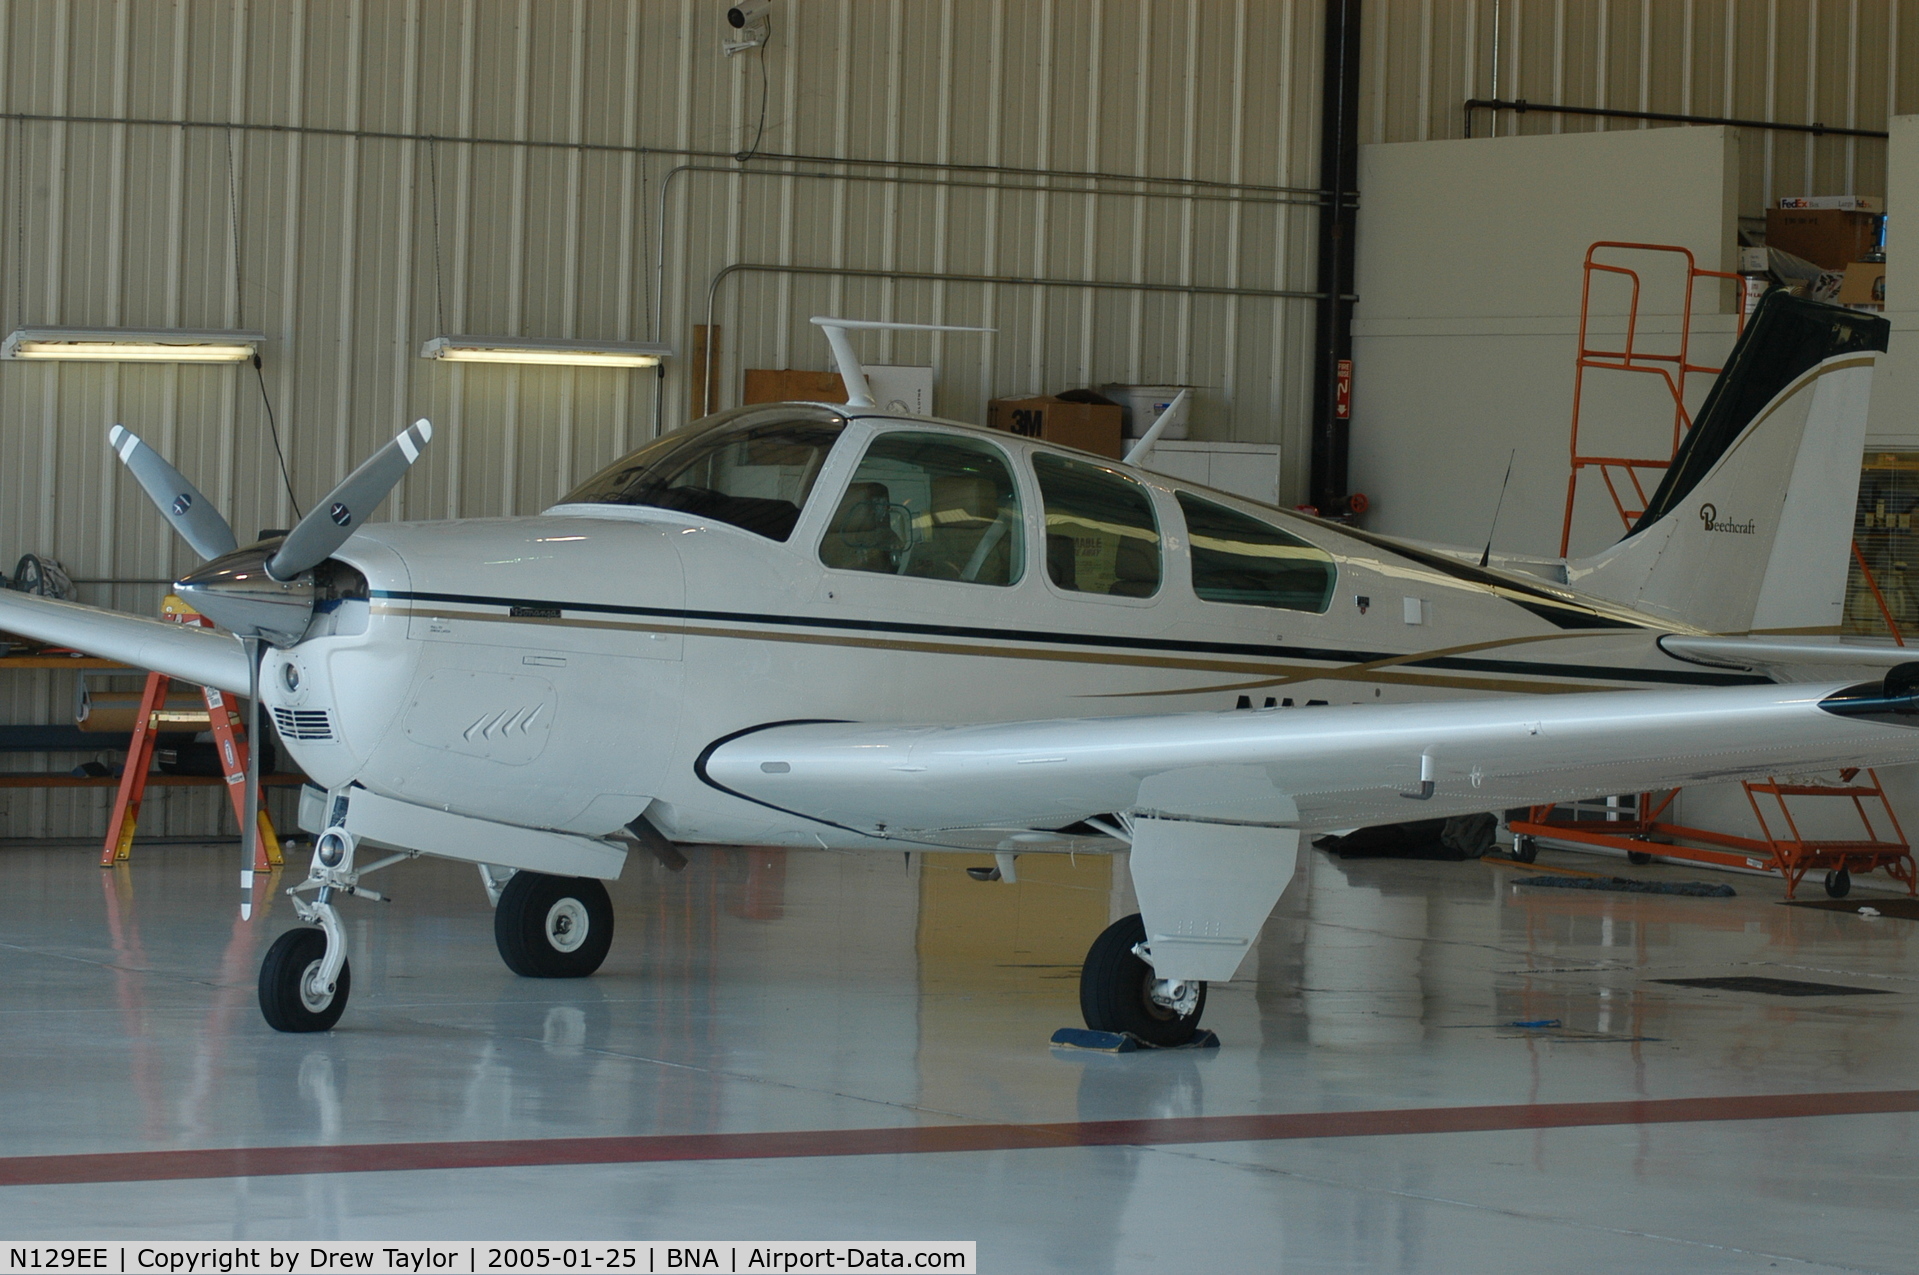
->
[272,707,335,741]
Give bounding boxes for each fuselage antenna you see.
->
[1479,448,1518,568]
[809,316,994,410]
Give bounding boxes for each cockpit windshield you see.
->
[558,406,847,541]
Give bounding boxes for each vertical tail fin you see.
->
[1566,293,1886,634]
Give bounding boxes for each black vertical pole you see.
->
[1310,0,1363,514]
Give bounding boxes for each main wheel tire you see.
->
[1079,912,1206,1048]
[495,871,614,978]
[258,927,350,1033]
[1627,850,1654,866]
[1511,834,1538,864]
[1824,868,1853,899]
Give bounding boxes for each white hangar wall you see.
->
[1360,0,1918,215]
[0,0,1327,840]
[1348,124,1741,557]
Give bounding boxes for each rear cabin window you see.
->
[818,432,1025,585]
[1176,491,1336,613]
[1033,453,1161,598]
[560,417,844,541]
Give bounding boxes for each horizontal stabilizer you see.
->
[1660,634,1917,675]
[0,591,250,693]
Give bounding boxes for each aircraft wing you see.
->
[1660,634,1915,676]
[701,674,1919,838]
[0,590,251,694]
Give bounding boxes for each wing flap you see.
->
[0,591,250,693]
[702,676,1919,836]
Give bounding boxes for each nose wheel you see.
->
[494,872,615,977]
[1078,912,1208,1047]
[258,926,351,1032]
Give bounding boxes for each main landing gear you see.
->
[492,871,615,977]
[1078,913,1208,1047]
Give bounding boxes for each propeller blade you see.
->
[107,425,240,561]
[267,418,432,580]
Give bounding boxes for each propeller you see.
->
[107,426,240,561]
[267,418,432,581]
[109,418,434,916]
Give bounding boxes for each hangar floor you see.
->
[0,838,1915,1271]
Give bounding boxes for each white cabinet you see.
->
[1136,441,1284,506]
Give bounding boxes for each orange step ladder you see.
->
[100,604,283,870]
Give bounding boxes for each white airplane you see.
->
[5,298,1919,1042]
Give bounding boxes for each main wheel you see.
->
[495,871,614,978]
[1627,850,1654,866]
[1079,913,1206,1048]
[1824,868,1853,899]
[1511,834,1538,864]
[259,927,350,1033]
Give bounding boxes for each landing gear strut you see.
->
[494,871,615,978]
[259,820,407,1033]
[1078,912,1207,1047]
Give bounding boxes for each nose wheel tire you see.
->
[259,927,350,1033]
[495,871,614,978]
[1079,912,1207,1048]
[1824,868,1853,899]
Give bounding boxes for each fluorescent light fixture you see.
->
[1,327,263,363]
[420,335,671,368]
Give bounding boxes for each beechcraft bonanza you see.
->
[7,295,1919,1039]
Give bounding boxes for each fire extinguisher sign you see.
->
[1335,358,1353,419]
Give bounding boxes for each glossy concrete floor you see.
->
[1,837,1917,1272]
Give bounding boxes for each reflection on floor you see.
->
[1,839,1916,1271]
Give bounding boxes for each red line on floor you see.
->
[4,1089,1916,1188]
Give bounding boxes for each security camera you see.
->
[727,0,771,29]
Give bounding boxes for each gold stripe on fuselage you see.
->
[371,603,1683,697]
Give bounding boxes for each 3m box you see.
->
[986,395,1123,458]
[1765,208,1883,270]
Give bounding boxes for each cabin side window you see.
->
[818,432,1025,585]
[561,415,845,541]
[1176,491,1336,613]
[1032,454,1161,598]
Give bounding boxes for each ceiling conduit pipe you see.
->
[1310,0,1364,518]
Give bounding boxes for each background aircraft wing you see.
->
[701,673,1919,839]
[0,590,251,694]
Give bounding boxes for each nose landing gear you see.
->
[259,823,409,1033]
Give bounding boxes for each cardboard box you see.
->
[986,395,1123,458]
[1838,261,1887,307]
[744,368,846,404]
[1779,194,1885,212]
[743,365,934,413]
[1765,208,1883,270]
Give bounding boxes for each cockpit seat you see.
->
[820,481,900,573]
[1107,535,1160,597]
[910,475,1009,583]
[1046,532,1078,590]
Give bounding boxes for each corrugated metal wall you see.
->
[1362,0,1917,215]
[0,0,1327,839]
